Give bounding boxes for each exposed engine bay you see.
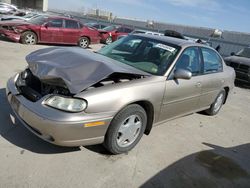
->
[16,69,144,102]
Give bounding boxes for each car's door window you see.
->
[173,47,201,76]
[65,20,79,29]
[47,19,63,28]
[201,47,223,74]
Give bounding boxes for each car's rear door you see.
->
[159,47,203,121]
[40,18,63,43]
[198,47,225,108]
[62,19,80,44]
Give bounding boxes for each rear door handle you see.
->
[195,82,202,87]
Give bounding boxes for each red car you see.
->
[98,25,133,44]
[0,15,100,48]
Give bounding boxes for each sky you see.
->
[49,0,250,33]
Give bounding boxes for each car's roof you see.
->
[45,15,79,21]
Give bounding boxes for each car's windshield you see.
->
[98,35,180,75]
[103,25,116,31]
[23,13,38,19]
[28,15,48,25]
[236,47,250,58]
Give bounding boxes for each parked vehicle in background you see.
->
[0,15,100,48]
[0,3,17,14]
[85,22,107,30]
[117,29,164,40]
[164,30,186,39]
[224,47,250,85]
[0,12,41,21]
[132,29,164,36]
[99,25,133,44]
[7,34,235,154]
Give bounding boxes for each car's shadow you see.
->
[141,143,250,188]
[0,36,15,43]
[0,88,80,154]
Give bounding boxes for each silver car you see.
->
[7,34,235,154]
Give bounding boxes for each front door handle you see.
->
[195,82,202,87]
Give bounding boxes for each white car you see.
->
[0,3,17,14]
[0,13,40,21]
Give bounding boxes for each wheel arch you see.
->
[80,35,91,43]
[20,30,39,42]
[132,100,154,135]
[223,86,230,104]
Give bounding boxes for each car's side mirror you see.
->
[230,52,235,56]
[174,69,192,80]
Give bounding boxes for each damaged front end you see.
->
[16,47,150,103]
[15,68,145,103]
[16,68,72,102]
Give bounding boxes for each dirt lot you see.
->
[0,39,249,188]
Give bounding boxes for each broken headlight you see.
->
[44,96,87,112]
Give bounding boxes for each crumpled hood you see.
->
[224,56,250,66]
[26,47,150,94]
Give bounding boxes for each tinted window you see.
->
[65,20,79,29]
[48,19,63,28]
[201,48,223,73]
[174,47,201,76]
[124,28,133,33]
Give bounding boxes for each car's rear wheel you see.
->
[78,37,90,48]
[21,31,37,45]
[104,104,147,154]
[204,89,226,115]
[105,36,112,44]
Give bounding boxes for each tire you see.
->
[21,31,37,45]
[204,89,226,116]
[105,36,112,44]
[78,37,90,48]
[104,104,147,154]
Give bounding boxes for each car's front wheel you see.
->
[78,37,90,48]
[205,89,226,115]
[104,104,147,154]
[21,31,37,45]
[105,36,112,44]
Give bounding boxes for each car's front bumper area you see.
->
[0,29,20,42]
[6,75,113,147]
[235,70,250,84]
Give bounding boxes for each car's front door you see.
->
[159,47,203,122]
[40,18,63,43]
[198,47,225,108]
[62,19,80,44]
